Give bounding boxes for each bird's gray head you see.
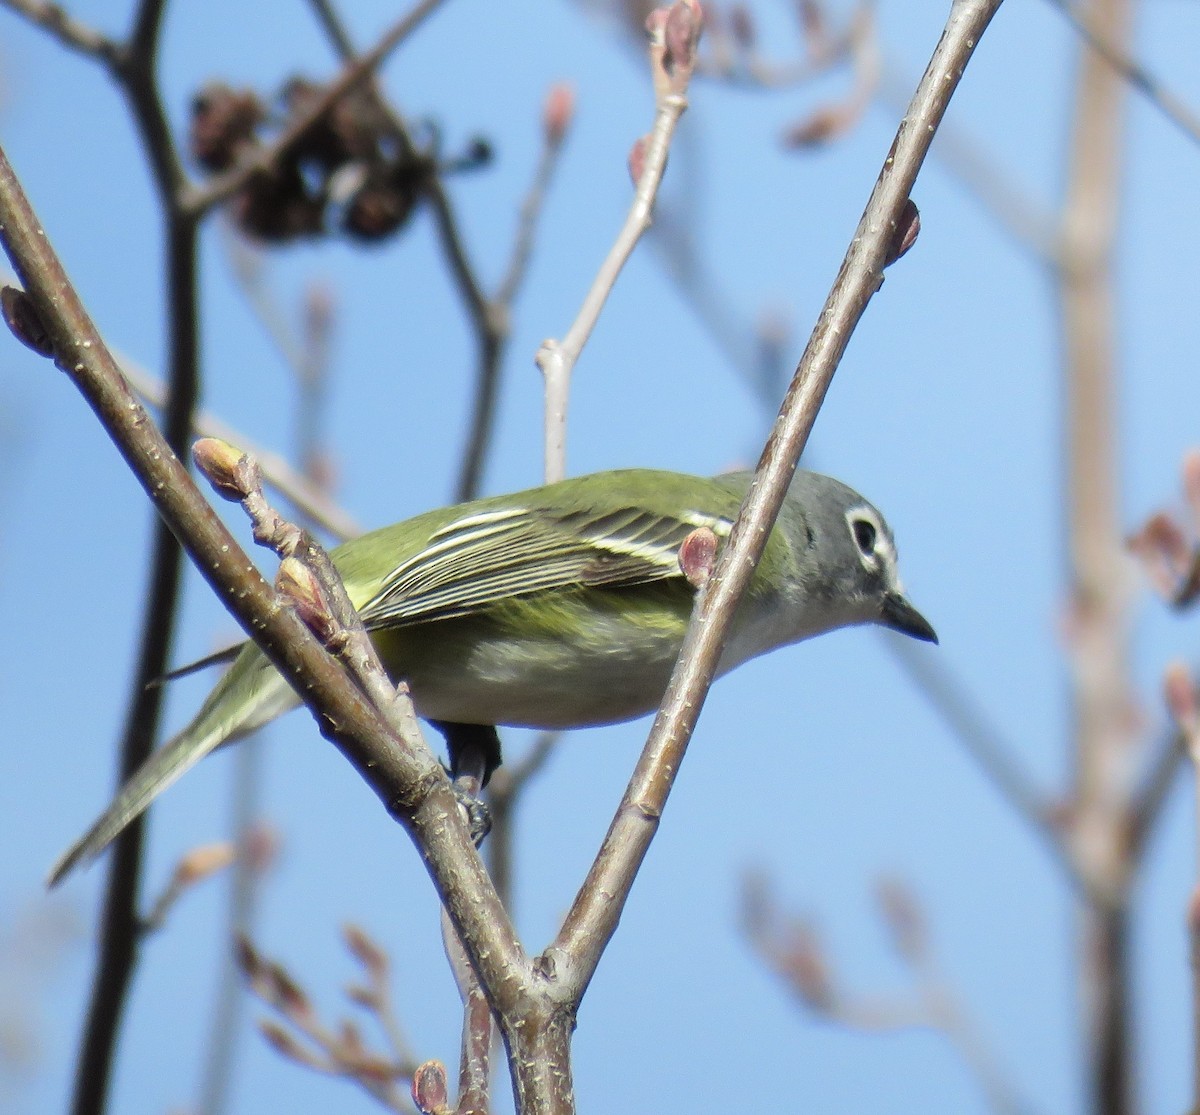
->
[783,471,937,644]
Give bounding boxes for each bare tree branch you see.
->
[550,0,1008,1005]
[1045,0,1200,150]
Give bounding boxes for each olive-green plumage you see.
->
[50,468,935,883]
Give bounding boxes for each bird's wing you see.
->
[358,502,734,629]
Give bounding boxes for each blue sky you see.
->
[2,0,1200,1112]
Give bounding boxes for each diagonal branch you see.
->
[0,139,532,1059]
[549,0,1008,1004]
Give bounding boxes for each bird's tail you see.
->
[48,646,298,886]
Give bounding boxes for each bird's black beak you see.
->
[881,592,938,644]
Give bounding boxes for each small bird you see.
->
[49,468,936,883]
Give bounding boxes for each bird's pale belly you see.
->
[371,589,693,729]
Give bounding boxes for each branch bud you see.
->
[876,876,927,963]
[884,199,920,268]
[628,134,650,186]
[173,841,237,887]
[412,1060,451,1115]
[663,0,703,78]
[679,526,719,588]
[729,5,755,50]
[1,286,54,357]
[276,556,337,643]
[542,82,576,147]
[1183,449,1200,529]
[193,437,258,502]
[343,923,390,982]
[782,103,851,149]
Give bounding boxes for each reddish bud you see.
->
[884,199,920,267]
[304,282,336,334]
[783,922,834,1012]
[276,557,336,642]
[1,287,54,357]
[242,822,280,874]
[1164,661,1197,734]
[344,983,378,1009]
[1183,450,1200,529]
[237,934,313,1021]
[193,437,258,502]
[798,0,824,42]
[663,0,704,77]
[259,1020,320,1067]
[173,842,236,887]
[1188,886,1200,936]
[628,135,650,186]
[542,82,576,147]
[343,923,389,981]
[679,527,719,588]
[412,1060,451,1114]
[782,103,850,148]
[876,877,927,962]
[1127,511,1192,599]
[337,1018,367,1058]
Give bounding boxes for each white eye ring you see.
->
[845,507,884,570]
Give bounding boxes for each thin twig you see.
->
[439,909,492,1115]
[486,732,561,913]
[881,634,1085,889]
[1044,0,1200,150]
[1164,665,1200,1110]
[303,0,556,504]
[455,87,571,502]
[549,0,1008,1004]
[119,356,359,539]
[535,3,700,483]
[0,0,120,62]
[876,64,1061,264]
[0,141,530,1062]
[1127,728,1186,861]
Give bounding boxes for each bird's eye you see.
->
[852,518,876,555]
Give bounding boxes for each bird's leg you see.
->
[430,721,501,846]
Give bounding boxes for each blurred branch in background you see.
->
[305,0,570,503]
[1057,3,1137,1112]
[0,3,213,1113]
[535,1,701,484]
[1043,0,1200,149]
[743,872,1036,1115]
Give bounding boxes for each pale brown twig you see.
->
[549,0,1007,1008]
[485,732,562,913]
[535,0,701,483]
[1057,1,1139,1108]
[744,874,1036,1115]
[1044,0,1200,150]
[118,355,359,540]
[0,150,529,1097]
[240,936,413,1112]
[1164,665,1200,1109]
[456,83,574,502]
[0,0,119,61]
[697,0,866,88]
[303,0,564,504]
